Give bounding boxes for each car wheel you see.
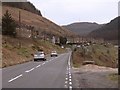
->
[34,59,37,61]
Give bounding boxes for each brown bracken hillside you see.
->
[2,5,76,37]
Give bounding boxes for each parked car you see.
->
[34,51,46,61]
[51,51,58,57]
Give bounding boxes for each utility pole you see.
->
[19,10,21,37]
[18,10,21,48]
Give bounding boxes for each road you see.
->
[2,52,74,89]
[72,65,118,88]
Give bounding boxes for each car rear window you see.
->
[36,52,44,55]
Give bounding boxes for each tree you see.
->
[2,10,17,37]
[59,36,67,45]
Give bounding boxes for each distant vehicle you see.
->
[61,46,64,48]
[77,45,81,48]
[51,51,58,57]
[34,51,46,61]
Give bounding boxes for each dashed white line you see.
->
[65,81,68,84]
[64,85,67,88]
[66,78,68,80]
[25,68,35,73]
[69,79,72,81]
[69,82,72,85]
[36,65,41,68]
[8,55,64,83]
[69,76,72,79]
[69,86,72,90]
[42,62,45,65]
[8,74,23,83]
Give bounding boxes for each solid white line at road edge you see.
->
[8,74,23,83]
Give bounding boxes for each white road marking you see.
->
[69,76,72,79]
[36,65,41,68]
[42,62,45,65]
[69,82,72,85]
[65,81,68,84]
[65,53,73,89]
[8,74,23,83]
[69,79,72,82]
[69,86,72,90]
[64,85,67,88]
[66,78,68,80]
[25,68,35,73]
[68,52,71,66]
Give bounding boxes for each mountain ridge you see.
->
[63,22,102,36]
[89,16,119,40]
[2,4,76,37]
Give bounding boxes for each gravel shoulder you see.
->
[72,64,118,88]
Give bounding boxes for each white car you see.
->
[34,51,46,61]
[51,51,58,57]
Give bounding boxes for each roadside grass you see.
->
[108,73,118,82]
[2,36,65,68]
[72,49,84,68]
[17,47,31,58]
[72,43,118,68]
[37,40,65,54]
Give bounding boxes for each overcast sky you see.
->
[28,0,119,25]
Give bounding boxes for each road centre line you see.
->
[25,68,35,73]
[42,62,46,65]
[8,74,23,83]
[26,58,56,73]
[7,54,65,83]
[36,65,41,68]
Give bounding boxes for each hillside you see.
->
[2,2,42,16]
[72,44,118,68]
[2,3,76,68]
[2,5,75,37]
[63,22,102,36]
[2,35,65,68]
[89,17,119,40]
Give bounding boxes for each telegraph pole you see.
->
[18,10,21,48]
[19,10,21,37]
